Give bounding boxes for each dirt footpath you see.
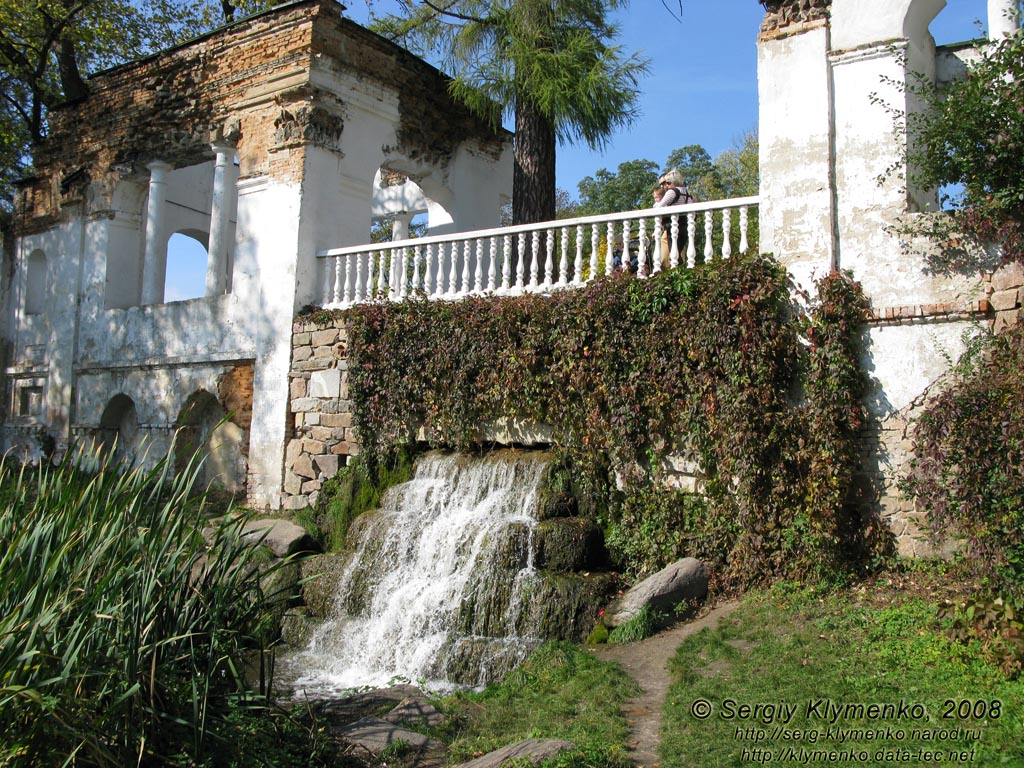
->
[592,601,739,767]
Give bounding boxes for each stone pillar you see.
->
[206,143,237,296]
[141,160,171,305]
[989,0,1021,38]
[391,212,412,241]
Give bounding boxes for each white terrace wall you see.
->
[758,0,1020,554]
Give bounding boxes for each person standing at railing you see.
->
[655,168,697,269]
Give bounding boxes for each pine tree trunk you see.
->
[512,95,556,225]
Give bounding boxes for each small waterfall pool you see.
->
[278,450,551,696]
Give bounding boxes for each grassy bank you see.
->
[440,642,639,767]
[661,572,1024,767]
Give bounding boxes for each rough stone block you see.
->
[991,260,1024,292]
[990,289,1020,311]
[319,412,353,428]
[283,471,303,495]
[312,328,339,347]
[292,454,316,479]
[309,368,341,398]
[281,495,309,512]
[301,479,322,494]
[303,438,326,455]
[314,453,339,478]
[292,345,313,362]
[291,397,317,412]
[290,377,307,399]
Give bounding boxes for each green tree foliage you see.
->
[372,0,648,225]
[902,26,1024,268]
[0,0,269,215]
[575,158,659,214]
[575,133,759,215]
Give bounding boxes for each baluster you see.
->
[368,251,378,298]
[574,224,584,284]
[399,247,410,299]
[412,244,423,294]
[544,230,555,288]
[448,242,459,297]
[424,243,436,298]
[590,223,599,284]
[621,220,631,274]
[501,234,512,292]
[389,250,400,301]
[461,241,473,296]
[488,237,498,291]
[472,240,483,293]
[652,216,664,274]
[686,213,697,268]
[517,232,527,292]
[322,258,333,306]
[704,211,714,263]
[670,215,681,269]
[529,231,540,289]
[606,221,616,276]
[330,255,342,305]
[557,227,569,286]
[722,209,732,260]
[355,252,365,304]
[637,218,648,277]
[343,255,353,304]
[739,206,750,253]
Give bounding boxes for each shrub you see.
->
[901,324,1024,599]
[343,255,874,587]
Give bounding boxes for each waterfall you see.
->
[281,450,550,695]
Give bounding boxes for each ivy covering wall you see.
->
[337,254,877,588]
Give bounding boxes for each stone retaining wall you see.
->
[282,316,358,511]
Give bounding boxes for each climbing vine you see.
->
[335,254,874,587]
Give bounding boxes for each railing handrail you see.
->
[318,195,761,258]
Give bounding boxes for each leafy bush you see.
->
[901,324,1024,598]
[342,255,873,586]
[939,597,1024,679]
[0,445,304,766]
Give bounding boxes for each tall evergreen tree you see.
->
[374,0,648,224]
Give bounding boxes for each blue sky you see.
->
[344,0,991,194]
[165,0,992,300]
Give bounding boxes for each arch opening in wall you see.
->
[24,250,47,315]
[165,230,209,302]
[98,393,139,465]
[175,389,247,497]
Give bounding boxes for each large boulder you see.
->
[603,557,708,628]
[241,518,320,557]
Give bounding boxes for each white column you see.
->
[989,0,1021,38]
[391,212,412,241]
[205,143,236,296]
[141,160,171,305]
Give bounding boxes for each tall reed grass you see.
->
[0,444,287,766]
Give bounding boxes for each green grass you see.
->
[441,642,639,767]
[661,577,1024,767]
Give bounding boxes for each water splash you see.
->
[281,450,550,695]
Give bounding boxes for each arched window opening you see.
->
[24,250,47,315]
[98,394,139,466]
[176,390,246,496]
[164,230,209,302]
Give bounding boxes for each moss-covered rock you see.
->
[299,552,354,618]
[534,517,608,572]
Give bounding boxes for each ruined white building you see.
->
[1,0,512,506]
[1,0,1020,551]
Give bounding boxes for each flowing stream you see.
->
[280,450,550,695]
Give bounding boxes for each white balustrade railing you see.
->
[317,196,758,309]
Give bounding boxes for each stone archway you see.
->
[98,393,139,465]
[175,389,247,495]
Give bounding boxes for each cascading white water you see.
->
[281,450,549,695]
